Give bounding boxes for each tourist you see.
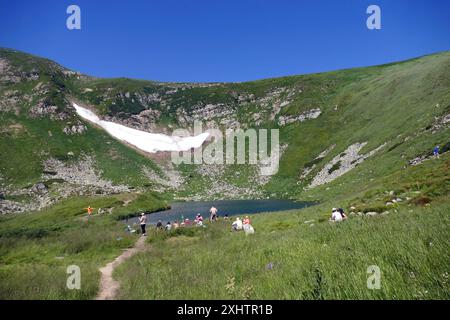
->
[156,220,163,230]
[330,208,343,222]
[433,145,440,159]
[209,206,218,222]
[224,214,229,220]
[243,215,251,225]
[243,223,255,235]
[338,208,347,220]
[195,213,203,226]
[194,213,203,225]
[138,212,147,236]
[165,221,172,231]
[184,218,191,226]
[173,220,179,229]
[86,205,93,216]
[232,217,243,231]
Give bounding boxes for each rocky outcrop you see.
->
[43,156,128,193]
[31,182,48,195]
[308,142,386,188]
[142,163,184,192]
[63,123,87,135]
[278,108,321,126]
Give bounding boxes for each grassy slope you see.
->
[115,154,450,299]
[71,51,450,199]
[0,192,167,299]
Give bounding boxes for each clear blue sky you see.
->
[0,0,449,82]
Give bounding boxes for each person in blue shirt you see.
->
[433,145,440,159]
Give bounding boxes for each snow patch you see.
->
[73,103,209,153]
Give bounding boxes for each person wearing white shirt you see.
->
[330,208,343,222]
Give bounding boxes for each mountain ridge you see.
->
[0,47,449,214]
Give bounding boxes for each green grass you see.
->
[115,201,450,300]
[113,154,450,300]
[0,192,167,299]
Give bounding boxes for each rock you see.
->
[350,206,356,210]
[365,211,378,216]
[386,202,393,206]
[395,198,403,202]
[381,211,390,215]
[278,108,321,126]
[349,212,355,215]
[63,123,87,135]
[389,191,395,196]
[31,182,48,195]
[308,142,386,188]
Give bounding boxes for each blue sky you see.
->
[0,0,449,82]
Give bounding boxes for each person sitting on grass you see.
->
[338,208,347,220]
[173,220,179,229]
[184,218,191,226]
[330,208,343,222]
[232,217,243,231]
[165,221,172,231]
[242,216,255,235]
[194,214,203,227]
[156,220,163,230]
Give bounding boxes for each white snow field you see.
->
[73,103,209,153]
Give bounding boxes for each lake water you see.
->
[127,199,314,225]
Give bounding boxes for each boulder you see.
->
[31,182,48,195]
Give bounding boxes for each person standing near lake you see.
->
[209,206,218,222]
[139,213,147,236]
[85,205,93,216]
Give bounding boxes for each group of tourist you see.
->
[136,206,256,236]
[231,215,255,235]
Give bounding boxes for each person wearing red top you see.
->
[243,216,251,225]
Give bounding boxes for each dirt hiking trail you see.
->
[96,236,146,300]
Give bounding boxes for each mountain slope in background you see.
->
[0,48,449,214]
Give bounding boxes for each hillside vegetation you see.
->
[0,48,449,299]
